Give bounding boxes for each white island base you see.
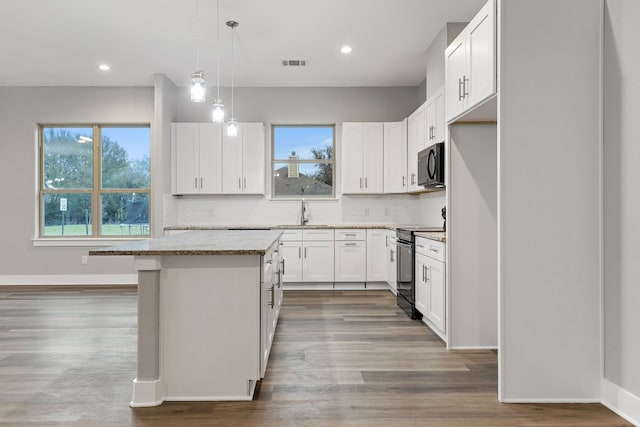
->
[88,230,285,408]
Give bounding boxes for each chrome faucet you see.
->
[300,199,309,226]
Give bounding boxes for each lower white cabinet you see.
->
[302,241,335,282]
[366,229,388,281]
[280,241,303,282]
[386,230,398,293]
[415,237,446,335]
[335,229,367,282]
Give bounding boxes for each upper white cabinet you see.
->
[342,123,384,194]
[445,0,496,122]
[173,122,265,195]
[222,122,265,194]
[425,87,445,145]
[172,123,223,195]
[383,120,408,194]
[407,102,426,192]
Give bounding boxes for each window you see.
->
[39,125,151,237]
[272,125,334,198]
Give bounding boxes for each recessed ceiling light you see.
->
[340,45,352,54]
[98,64,111,71]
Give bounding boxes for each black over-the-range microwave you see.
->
[417,142,445,188]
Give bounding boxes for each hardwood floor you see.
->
[0,287,630,426]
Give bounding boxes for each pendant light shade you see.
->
[190,71,206,103]
[212,99,225,123]
[226,20,238,137]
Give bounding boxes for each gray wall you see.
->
[603,0,640,398]
[498,0,602,400]
[0,87,153,277]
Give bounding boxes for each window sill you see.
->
[32,237,148,247]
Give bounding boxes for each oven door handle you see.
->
[396,241,413,249]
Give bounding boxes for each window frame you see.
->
[37,124,151,239]
[270,124,336,199]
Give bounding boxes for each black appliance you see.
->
[418,142,445,188]
[396,229,422,319]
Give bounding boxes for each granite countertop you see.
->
[89,230,283,256]
[165,224,445,232]
[414,231,446,243]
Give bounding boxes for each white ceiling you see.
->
[0,0,486,88]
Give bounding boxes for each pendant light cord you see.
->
[231,24,235,117]
[195,0,200,70]
[216,0,220,100]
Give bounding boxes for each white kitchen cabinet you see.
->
[415,252,429,316]
[222,122,265,194]
[425,87,445,145]
[366,229,387,282]
[407,103,426,192]
[335,241,366,282]
[279,240,303,282]
[261,249,282,375]
[342,123,384,194]
[445,0,496,122]
[383,120,408,193]
[303,241,335,282]
[415,237,446,335]
[172,123,223,195]
[386,230,398,293]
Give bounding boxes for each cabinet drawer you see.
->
[335,229,365,241]
[280,229,303,241]
[302,229,334,241]
[415,237,445,262]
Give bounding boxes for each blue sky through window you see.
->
[102,127,150,160]
[273,126,333,160]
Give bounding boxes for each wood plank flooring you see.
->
[0,287,630,426]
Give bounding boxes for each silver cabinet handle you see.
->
[304,247,307,258]
[298,247,301,258]
[430,247,439,253]
[391,250,395,262]
[268,284,275,308]
[195,177,198,189]
[417,244,425,249]
[463,75,469,99]
[365,177,368,188]
[238,177,241,189]
[243,177,247,189]
[200,177,203,188]
[458,77,464,101]
[344,242,357,246]
[427,266,431,282]
[402,176,406,187]
[344,233,357,236]
[282,259,285,276]
[389,250,393,262]
[411,173,416,185]
[385,235,388,247]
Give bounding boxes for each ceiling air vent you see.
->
[282,59,307,67]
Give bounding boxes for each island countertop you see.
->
[89,229,283,256]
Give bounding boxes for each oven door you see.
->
[396,240,414,303]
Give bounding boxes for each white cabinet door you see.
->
[198,123,223,193]
[366,229,387,282]
[335,241,366,282]
[280,241,303,282]
[444,0,496,122]
[415,252,429,316]
[222,124,244,193]
[445,36,467,122]
[466,0,496,109]
[426,88,446,145]
[362,123,384,193]
[383,121,407,194]
[241,123,265,194]
[342,123,364,194]
[173,123,200,195]
[407,103,426,192]
[386,231,398,293]
[303,241,335,282]
[427,257,446,332]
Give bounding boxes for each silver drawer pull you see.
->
[344,243,357,246]
[416,244,425,249]
[430,247,439,253]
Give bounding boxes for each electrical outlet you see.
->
[81,255,88,265]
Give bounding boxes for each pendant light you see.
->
[190,0,206,103]
[226,20,239,137]
[211,0,225,122]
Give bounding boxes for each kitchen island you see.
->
[89,230,284,407]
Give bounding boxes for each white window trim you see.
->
[32,237,147,247]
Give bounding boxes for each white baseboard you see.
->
[129,378,167,407]
[448,345,498,350]
[601,378,640,426]
[500,398,601,403]
[0,274,137,286]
